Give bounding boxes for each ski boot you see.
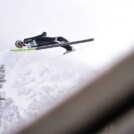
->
[63,47,75,55]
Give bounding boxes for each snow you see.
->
[0,0,134,134]
[0,46,95,134]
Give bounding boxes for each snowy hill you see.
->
[0,46,96,133]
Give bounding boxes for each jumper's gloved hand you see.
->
[42,32,47,36]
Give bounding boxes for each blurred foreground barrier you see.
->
[18,50,134,134]
[115,108,134,134]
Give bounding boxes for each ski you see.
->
[11,48,36,52]
[36,38,94,50]
[11,38,94,52]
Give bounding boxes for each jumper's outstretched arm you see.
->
[23,32,47,44]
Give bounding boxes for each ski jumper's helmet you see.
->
[15,40,24,48]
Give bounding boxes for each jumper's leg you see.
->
[56,37,75,52]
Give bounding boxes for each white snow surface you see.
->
[0,48,96,134]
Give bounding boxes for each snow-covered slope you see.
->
[0,47,96,134]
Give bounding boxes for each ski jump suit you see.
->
[23,32,73,52]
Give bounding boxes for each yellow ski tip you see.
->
[10,48,35,52]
